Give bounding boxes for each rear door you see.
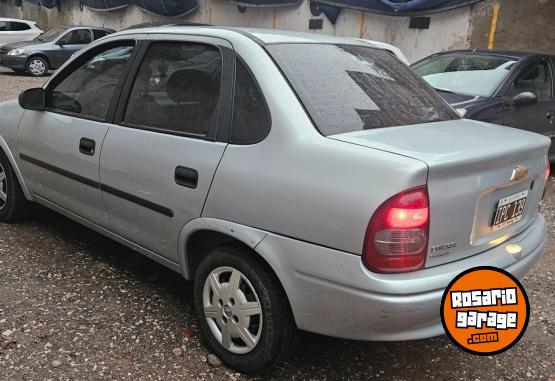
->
[502,56,554,156]
[51,29,92,68]
[18,40,137,228]
[99,35,233,262]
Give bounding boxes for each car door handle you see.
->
[174,166,198,189]
[79,138,96,156]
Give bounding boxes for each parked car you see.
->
[0,26,115,76]
[0,18,43,46]
[0,27,550,372]
[412,49,555,162]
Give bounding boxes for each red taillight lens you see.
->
[545,161,551,182]
[363,186,429,273]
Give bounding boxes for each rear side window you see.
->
[93,29,110,40]
[124,42,222,137]
[0,22,6,32]
[231,58,271,144]
[61,29,92,45]
[267,44,458,136]
[8,22,31,31]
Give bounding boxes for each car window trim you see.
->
[43,39,139,124]
[113,38,234,143]
[229,54,272,145]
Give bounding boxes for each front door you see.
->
[502,56,555,158]
[100,37,232,261]
[50,29,92,68]
[18,41,137,228]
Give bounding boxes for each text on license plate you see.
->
[492,190,528,231]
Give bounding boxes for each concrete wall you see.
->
[469,0,555,54]
[0,0,471,62]
[0,0,552,63]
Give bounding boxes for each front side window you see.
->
[509,59,553,101]
[268,44,457,136]
[8,22,31,31]
[0,22,6,32]
[231,58,271,144]
[412,53,517,97]
[124,42,222,137]
[60,29,92,45]
[46,43,135,120]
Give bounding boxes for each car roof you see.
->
[116,25,397,51]
[0,17,37,24]
[49,25,114,33]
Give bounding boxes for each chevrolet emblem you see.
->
[510,165,528,182]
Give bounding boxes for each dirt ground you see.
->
[0,67,554,380]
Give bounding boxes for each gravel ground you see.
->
[0,67,554,380]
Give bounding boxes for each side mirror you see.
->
[57,39,68,46]
[18,88,45,111]
[512,91,537,106]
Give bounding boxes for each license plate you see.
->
[492,190,528,231]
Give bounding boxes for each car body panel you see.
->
[0,28,549,343]
[332,119,550,266]
[256,213,546,340]
[18,110,112,228]
[0,26,115,72]
[412,50,555,161]
[0,18,43,46]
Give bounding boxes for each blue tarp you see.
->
[15,0,482,18]
[314,0,483,16]
[80,0,129,11]
[80,0,199,16]
[231,0,300,7]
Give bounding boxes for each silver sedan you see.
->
[0,27,550,373]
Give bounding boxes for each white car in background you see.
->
[0,18,43,46]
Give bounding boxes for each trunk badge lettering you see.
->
[511,165,528,182]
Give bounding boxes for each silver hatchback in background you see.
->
[0,27,550,373]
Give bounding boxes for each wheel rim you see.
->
[0,162,7,210]
[29,59,46,75]
[203,266,263,354]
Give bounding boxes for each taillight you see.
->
[363,186,429,273]
[545,161,551,182]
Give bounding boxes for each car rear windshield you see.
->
[267,43,458,136]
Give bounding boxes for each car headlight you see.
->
[7,48,25,56]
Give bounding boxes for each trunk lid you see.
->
[331,119,550,267]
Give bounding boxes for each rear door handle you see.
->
[175,166,198,189]
[79,138,96,156]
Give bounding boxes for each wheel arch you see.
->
[0,135,33,201]
[26,53,50,66]
[178,218,269,280]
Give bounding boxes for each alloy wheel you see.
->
[28,59,46,76]
[0,162,7,210]
[203,266,263,354]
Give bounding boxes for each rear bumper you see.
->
[0,54,27,70]
[256,214,547,341]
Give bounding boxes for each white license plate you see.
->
[492,190,528,231]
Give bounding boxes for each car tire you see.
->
[25,56,49,77]
[193,246,298,373]
[0,150,31,222]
